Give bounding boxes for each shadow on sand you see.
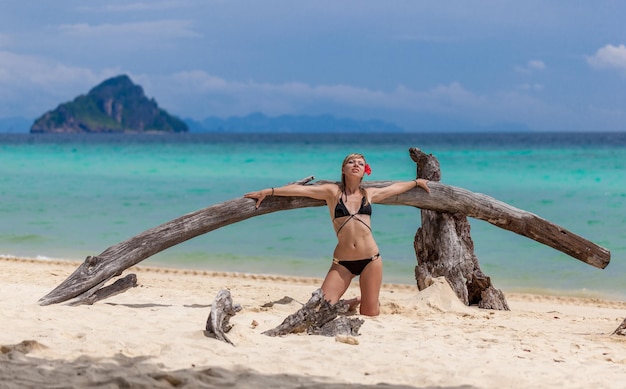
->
[1,342,475,389]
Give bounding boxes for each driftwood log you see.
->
[38,148,610,307]
[262,289,364,337]
[204,289,242,345]
[412,148,509,310]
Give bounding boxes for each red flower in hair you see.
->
[364,164,372,175]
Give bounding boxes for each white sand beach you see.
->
[1,256,625,388]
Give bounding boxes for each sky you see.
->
[1,0,626,132]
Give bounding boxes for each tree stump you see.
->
[411,148,509,310]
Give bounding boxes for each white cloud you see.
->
[137,70,488,121]
[587,44,626,74]
[0,61,604,132]
[428,82,482,105]
[518,83,544,91]
[515,59,546,74]
[80,1,194,12]
[59,20,200,39]
[0,51,117,88]
[138,71,393,117]
[0,51,121,117]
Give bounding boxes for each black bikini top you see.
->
[333,193,372,235]
[334,195,372,219]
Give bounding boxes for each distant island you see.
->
[30,75,188,134]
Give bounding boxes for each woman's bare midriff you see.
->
[332,216,379,261]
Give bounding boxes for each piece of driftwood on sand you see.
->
[38,148,610,311]
[204,289,242,345]
[262,289,364,338]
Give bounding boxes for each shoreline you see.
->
[3,254,624,304]
[2,255,626,388]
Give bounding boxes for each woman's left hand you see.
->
[416,179,431,193]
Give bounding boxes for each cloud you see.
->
[514,60,546,74]
[0,51,120,116]
[518,83,544,92]
[587,44,626,74]
[0,60,605,132]
[138,71,392,118]
[79,1,194,12]
[59,20,201,39]
[427,82,483,107]
[0,51,116,88]
[137,70,487,122]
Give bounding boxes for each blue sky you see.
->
[1,0,625,132]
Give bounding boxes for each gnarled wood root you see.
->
[478,287,510,310]
[612,318,626,336]
[262,289,364,337]
[68,274,138,306]
[205,289,242,345]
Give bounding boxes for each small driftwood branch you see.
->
[39,148,610,306]
[613,318,626,336]
[204,289,242,345]
[262,289,364,337]
[68,274,137,306]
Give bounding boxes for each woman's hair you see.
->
[339,153,368,200]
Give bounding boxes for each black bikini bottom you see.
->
[333,253,380,276]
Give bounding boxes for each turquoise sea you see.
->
[1,132,624,300]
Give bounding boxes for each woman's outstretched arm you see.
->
[369,179,430,203]
[244,183,336,209]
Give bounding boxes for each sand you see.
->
[1,256,625,388]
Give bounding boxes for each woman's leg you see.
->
[358,258,383,316]
[320,263,353,304]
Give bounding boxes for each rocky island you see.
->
[30,75,188,134]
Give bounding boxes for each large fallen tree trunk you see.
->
[39,149,610,306]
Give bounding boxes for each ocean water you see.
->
[1,132,624,300]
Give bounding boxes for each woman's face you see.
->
[343,157,366,178]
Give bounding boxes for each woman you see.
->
[244,153,430,316]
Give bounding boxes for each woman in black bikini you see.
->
[244,153,430,316]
